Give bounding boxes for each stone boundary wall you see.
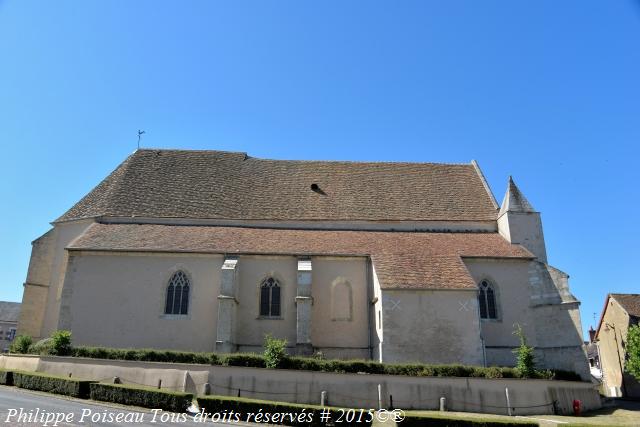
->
[0,355,600,416]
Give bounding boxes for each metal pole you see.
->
[505,388,512,416]
[439,397,446,412]
[321,391,327,406]
[378,384,383,410]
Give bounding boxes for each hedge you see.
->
[12,371,94,398]
[90,383,193,413]
[399,415,536,426]
[0,370,13,386]
[197,395,536,427]
[222,353,266,368]
[68,346,582,381]
[197,395,350,426]
[72,347,219,365]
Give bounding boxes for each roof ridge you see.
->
[135,147,249,156]
[471,160,499,209]
[136,148,473,166]
[55,148,500,223]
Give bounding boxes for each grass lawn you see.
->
[406,401,640,426]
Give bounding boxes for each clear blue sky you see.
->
[1,1,638,339]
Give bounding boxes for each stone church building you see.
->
[18,149,589,378]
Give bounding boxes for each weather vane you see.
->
[137,130,146,149]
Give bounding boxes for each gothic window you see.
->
[478,280,498,320]
[164,271,190,315]
[260,277,281,317]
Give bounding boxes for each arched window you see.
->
[165,271,190,315]
[260,277,281,317]
[478,280,497,320]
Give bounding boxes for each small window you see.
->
[164,271,190,315]
[259,277,281,317]
[478,280,498,320]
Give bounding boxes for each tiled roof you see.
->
[56,149,499,223]
[0,301,20,323]
[68,223,533,290]
[611,294,640,318]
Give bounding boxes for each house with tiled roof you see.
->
[18,149,589,378]
[0,301,20,352]
[595,293,640,397]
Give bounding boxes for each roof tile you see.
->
[69,223,533,290]
[57,149,498,222]
[611,294,640,318]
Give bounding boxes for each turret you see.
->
[497,177,547,263]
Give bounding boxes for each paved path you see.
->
[0,386,242,426]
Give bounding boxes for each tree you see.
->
[263,334,288,369]
[626,324,640,380]
[513,324,536,378]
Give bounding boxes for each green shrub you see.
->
[483,367,504,379]
[9,335,32,354]
[284,356,325,371]
[222,353,266,368]
[197,395,348,427]
[0,370,14,386]
[513,324,535,378]
[72,346,219,365]
[264,334,288,369]
[498,367,520,379]
[626,324,640,380]
[542,369,582,382]
[433,364,474,377]
[50,330,73,356]
[30,338,53,355]
[90,383,193,413]
[384,363,424,376]
[13,371,94,398]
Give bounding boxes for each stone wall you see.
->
[57,251,224,352]
[55,251,371,357]
[379,289,483,365]
[597,297,640,398]
[464,258,589,379]
[0,355,601,416]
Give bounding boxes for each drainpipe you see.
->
[476,288,487,367]
[366,257,373,360]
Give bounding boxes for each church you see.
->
[17,149,589,378]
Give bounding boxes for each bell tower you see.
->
[497,176,547,263]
